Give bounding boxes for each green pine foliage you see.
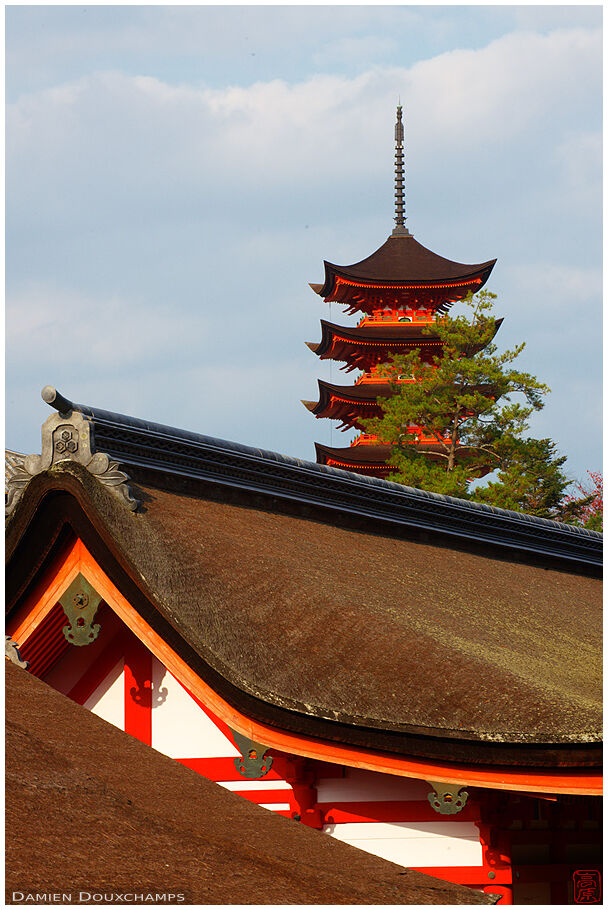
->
[363,291,588,521]
[473,437,580,520]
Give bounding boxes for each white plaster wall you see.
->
[216,780,294,812]
[150,657,240,759]
[323,820,482,868]
[317,767,430,802]
[83,659,125,729]
[218,780,294,793]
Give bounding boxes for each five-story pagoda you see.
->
[303,105,497,478]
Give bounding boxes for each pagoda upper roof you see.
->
[323,233,496,287]
[314,234,496,311]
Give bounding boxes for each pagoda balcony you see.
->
[354,374,414,385]
[351,429,452,447]
[404,427,453,446]
[350,433,379,446]
[358,312,436,327]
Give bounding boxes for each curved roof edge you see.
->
[318,235,497,298]
[27,389,601,568]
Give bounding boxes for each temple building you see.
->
[305,106,497,478]
[5,386,602,905]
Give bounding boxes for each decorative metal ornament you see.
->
[230,727,273,779]
[426,781,469,815]
[5,387,138,516]
[129,682,168,708]
[391,104,411,239]
[5,636,28,668]
[59,573,102,646]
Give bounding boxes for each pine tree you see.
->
[473,437,578,520]
[363,291,585,520]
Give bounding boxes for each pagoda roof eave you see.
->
[319,234,496,292]
[309,379,395,413]
[312,320,442,360]
[302,380,394,429]
[310,318,503,365]
[315,442,394,465]
[315,442,493,476]
[324,260,496,290]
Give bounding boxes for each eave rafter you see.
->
[308,320,444,372]
[314,268,494,315]
[303,380,395,430]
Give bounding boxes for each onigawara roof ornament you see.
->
[5,385,139,516]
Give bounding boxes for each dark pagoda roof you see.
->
[302,378,498,431]
[315,234,496,312]
[315,441,396,478]
[315,442,493,479]
[308,320,443,370]
[304,378,394,407]
[323,234,496,286]
[302,379,392,429]
[307,318,503,372]
[316,441,442,468]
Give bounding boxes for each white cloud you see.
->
[6,280,206,370]
[505,263,602,312]
[6,24,602,477]
[313,35,398,68]
[7,25,600,229]
[405,27,600,144]
[554,131,602,218]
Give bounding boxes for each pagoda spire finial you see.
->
[391,103,411,238]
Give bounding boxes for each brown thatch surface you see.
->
[129,481,602,752]
[6,463,602,768]
[5,663,494,905]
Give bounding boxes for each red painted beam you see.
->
[319,799,481,825]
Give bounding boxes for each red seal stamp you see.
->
[573,870,601,904]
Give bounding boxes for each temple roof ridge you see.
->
[13,385,601,570]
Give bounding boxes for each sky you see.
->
[5,4,602,487]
